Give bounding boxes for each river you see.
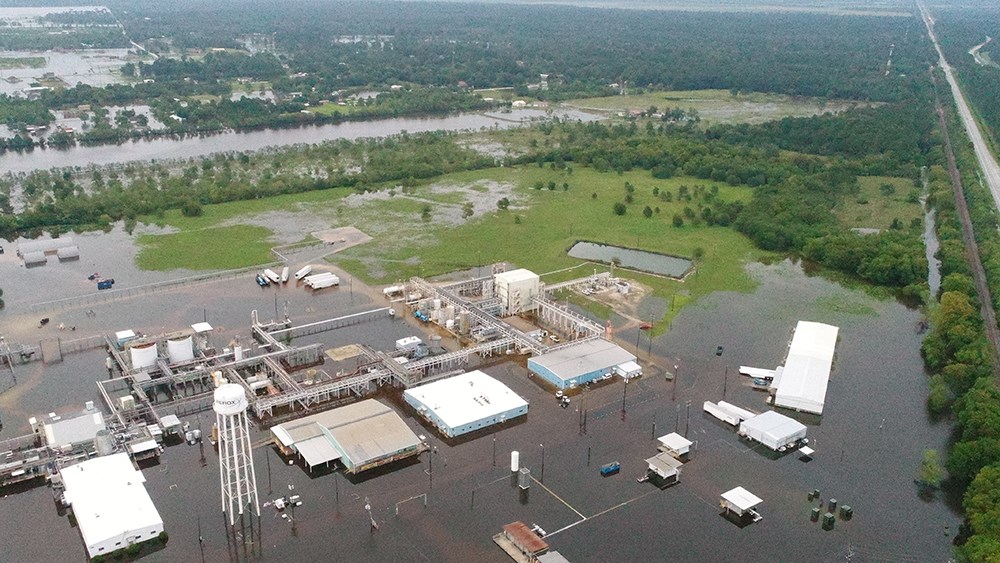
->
[0,108,600,174]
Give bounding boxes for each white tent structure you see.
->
[60,454,163,558]
[739,410,807,452]
[771,321,839,415]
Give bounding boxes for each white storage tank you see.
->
[233,345,243,361]
[446,319,455,331]
[167,335,194,364]
[129,342,157,370]
[510,450,519,472]
[433,298,442,310]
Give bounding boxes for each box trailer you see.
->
[280,266,289,283]
[294,265,313,280]
[306,273,340,289]
[263,269,281,284]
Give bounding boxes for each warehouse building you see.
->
[271,399,421,474]
[528,339,636,390]
[60,453,163,558]
[770,321,839,415]
[403,370,529,438]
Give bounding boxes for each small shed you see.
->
[645,452,682,485]
[721,486,763,521]
[56,246,80,261]
[22,251,47,267]
[657,432,692,458]
[501,521,548,558]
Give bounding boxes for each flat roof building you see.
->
[657,432,692,459]
[721,486,763,521]
[771,321,839,415]
[403,370,529,438]
[34,408,106,449]
[645,452,683,485]
[739,410,807,452]
[60,453,163,558]
[272,399,421,474]
[528,339,636,390]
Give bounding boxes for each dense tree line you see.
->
[106,0,933,103]
[920,79,1000,561]
[933,8,1000,148]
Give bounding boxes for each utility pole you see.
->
[621,374,629,421]
[684,400,692,438]
[723,365,729,399]
[540,443,545,484]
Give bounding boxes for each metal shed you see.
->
[721,486,763,521]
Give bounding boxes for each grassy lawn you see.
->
[334,165,767,328]
[0,56,45,69]
[310,102,360,116]
[136,224,275,270]
[565,89,871,125]
[835,176,922,230]
[133,163,769,327]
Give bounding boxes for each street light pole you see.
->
[621,374,629,421]
[540,443,545,484]
[672,363,679,402]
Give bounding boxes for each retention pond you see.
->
[567,241,692,278]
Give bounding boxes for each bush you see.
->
[613,202,627,216]
[180,200,202,217]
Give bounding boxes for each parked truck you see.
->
[305,272,340,289]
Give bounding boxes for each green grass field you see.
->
[135,164,768,327]
[136,224,275,270]
[0,56,45,69]
[835,176,922,230]
[565,89,871,125]
[309,102,360,116]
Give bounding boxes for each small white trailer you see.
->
[294,265,313,280]
[280,266,290,283]
[703,401,757,426]
[263,268,281,284]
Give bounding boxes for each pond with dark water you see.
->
[568,241,692,278]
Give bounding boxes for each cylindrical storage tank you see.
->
[459,311,470,335]
[511,451,520,472]
[446,319,455,331]
[233,345,244,361]
[167,335,195,364]
[94,429,114,456]
[518,467,531,489]
[213,383,248,415]
[445,305,455,322]
[129,342,157,370]
[433,298,442,310]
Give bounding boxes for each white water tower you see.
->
[214,383,260,525]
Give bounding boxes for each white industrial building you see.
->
[739,410,808,452]
[31,406,106,450]
[494,269,540,316]
[404,371,529,438]
[60,453,163,558]
[528,339,637,390]
[770,321,839,415]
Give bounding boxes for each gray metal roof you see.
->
[296,435,341,467]
[529,339,636,382]
[326,400,419,466]
[18,237,76,255]
[22,251,46,265]
[272,400,419,468]
[44,411,106,447]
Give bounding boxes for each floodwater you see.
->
[0,108,600,174]
[0,242,959,561]
[0,48,131,96]
[568,241,692,278]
